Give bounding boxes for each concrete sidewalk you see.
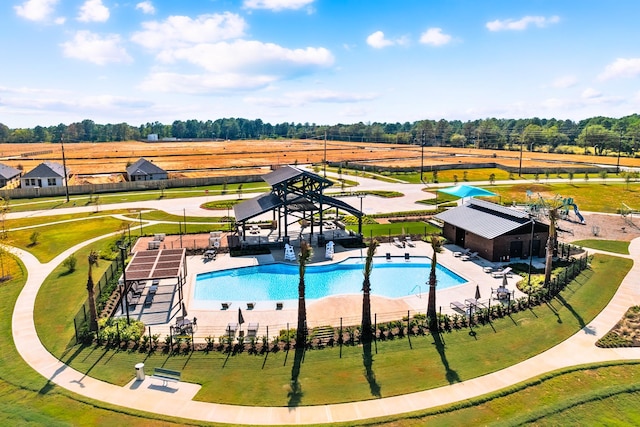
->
[9,229,640,425]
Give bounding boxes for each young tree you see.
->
[489,173,496,185]
[568,170,574,184]
[426,234,444,331]
[63,254,77,273]
[86,250,100,331]
[361,240,378,344]
[296,240,312,348]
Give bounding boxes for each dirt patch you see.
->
[557,212,640,243]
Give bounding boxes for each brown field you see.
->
[2,141,639,182]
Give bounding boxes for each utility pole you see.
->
[323,131,327,178]
[617,130,623,174]
[60,137,70,203]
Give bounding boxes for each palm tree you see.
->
[361,239,378,344]
[426,234,444,331]
[86,250,100,331]
[296,240,312,349]
[544,205,560,288]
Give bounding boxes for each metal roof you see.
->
[234,193,282,222]
[435,199,533,239]
[263,165,332,187]
[234,191,362,223]
[125,248,185,281]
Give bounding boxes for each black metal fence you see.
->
[72,252,123,344]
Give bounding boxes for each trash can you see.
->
[135,363,145,381]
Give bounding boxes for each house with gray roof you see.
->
[0,163,21,189]
[20,161,69,189]
[126,158,168,182]
[435,198,549,262]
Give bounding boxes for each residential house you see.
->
[20,161,69,189]
[0,163,21,189]
[126,158,168,182]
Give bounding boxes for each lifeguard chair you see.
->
[325,241,335,259]
[284,243,296,261]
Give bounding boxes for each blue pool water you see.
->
[194,256,467,302]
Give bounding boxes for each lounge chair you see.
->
[492,267,513,278]
[450,301,466,311]
[392,237,404,248]
[453,248,470,257]
[405,236,416,247]
[276,302,283,310]
[461,251,478,261]
[226,323,238,334]
[221,302,231,310]
[247,323,259,338]
[247,302,255,310]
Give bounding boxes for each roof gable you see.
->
[126,158,167,176]
[22,162,66,179]
[0,163,21,180]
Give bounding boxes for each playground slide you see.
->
[570,203,585,224]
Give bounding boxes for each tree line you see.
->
[2,114,640,155]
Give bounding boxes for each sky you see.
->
[2,0,640,129]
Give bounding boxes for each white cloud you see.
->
[598,58,640,80]
[135,1,155,15]
[582,88,602,99]
[243,0,314,11]
[131,13,246,50]
[77,0,109,23]
[61,31,132,65]
[14,0,59,22]
[366,31,393,49]
[366,31,408,48]
[157,40,334,74]
[139,72,276,93]
[419,28,452,46]
[551,75,577,88]
[486,15,560,32]
[246,90,377,108]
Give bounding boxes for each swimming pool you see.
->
[194,256,467,303]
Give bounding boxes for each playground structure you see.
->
[525,191,586,225]
[620,203,640,230]
[560,197,586,224]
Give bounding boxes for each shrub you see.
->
[62,254,77,272]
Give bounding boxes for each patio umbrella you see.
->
[438,184,497,199]
[238,307,245,325]
[475,284,481,300]
[502,274,509,289]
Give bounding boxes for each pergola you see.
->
[233,165,364,242]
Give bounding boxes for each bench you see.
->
[450,301,466,311]
[151,367,181,386]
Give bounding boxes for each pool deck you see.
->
[165,239,532,342]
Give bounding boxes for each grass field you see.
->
[571,239,630,254]
[34,248,631,406]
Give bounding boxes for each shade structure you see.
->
[438,184,497,199]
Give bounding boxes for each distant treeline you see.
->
[2,115,640,155]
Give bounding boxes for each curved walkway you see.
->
[10,228,640,424]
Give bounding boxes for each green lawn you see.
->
[0,254,200,426]
[7,216,134,263]
[34,250,631,406]
[489,182,640,213]
[571,239,630,255]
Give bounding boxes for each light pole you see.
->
[518,139,523,176]
[60,137,70,203]
[527,217,535,301]
[357,193,366,235]
[119,244,130,324]
[419,130,425,182]
[617,131,623,174]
